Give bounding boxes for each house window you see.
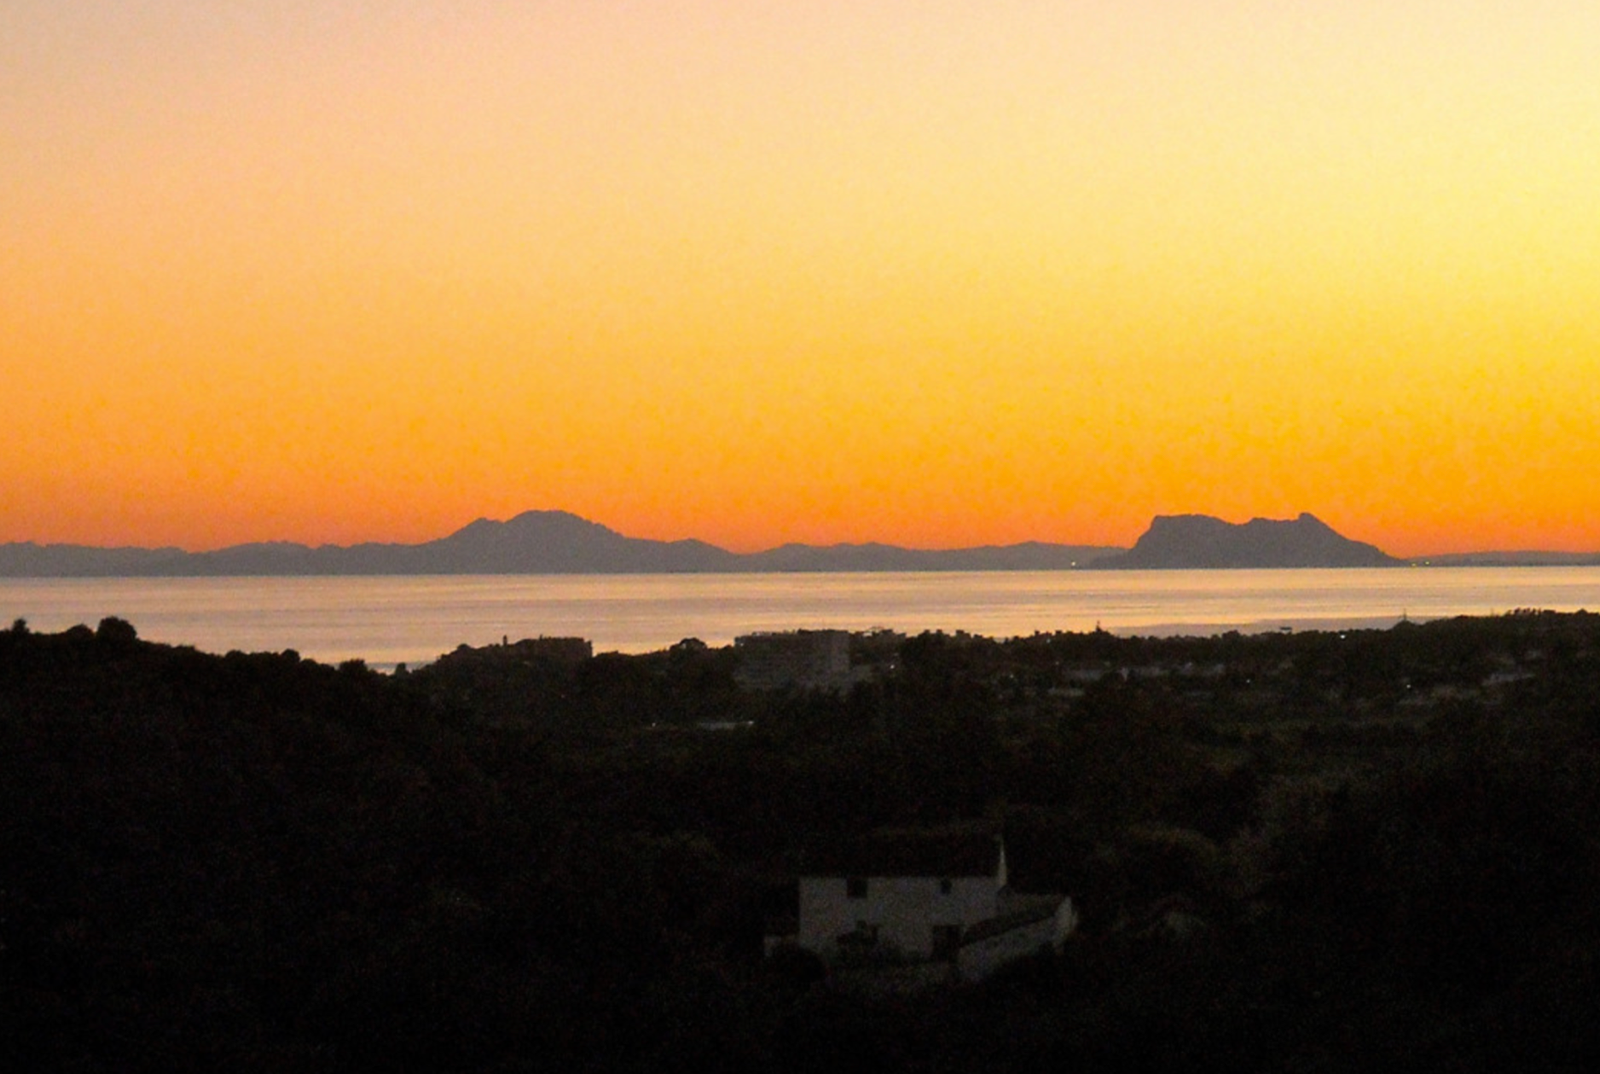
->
[837,921,879,949]
[939,878,953,895]
[846,877,868,899]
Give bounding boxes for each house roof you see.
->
[961,895,1065,944]
[800,825,1003,879]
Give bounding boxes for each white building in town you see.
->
[733,630,855,690]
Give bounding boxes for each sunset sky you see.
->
[5,1,1598,556]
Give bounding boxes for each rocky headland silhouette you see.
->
[1089,512,1401,569]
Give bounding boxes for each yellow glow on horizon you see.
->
[4,2,1599,556]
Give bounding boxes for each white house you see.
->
[774,828,1076,980]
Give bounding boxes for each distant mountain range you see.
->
[0,511,1118,576]
[2,510,1592,576]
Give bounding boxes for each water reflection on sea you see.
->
[3,569,1599,670]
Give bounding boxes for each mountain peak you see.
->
[449,510,614,539]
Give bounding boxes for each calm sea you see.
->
[4,569,1599,670]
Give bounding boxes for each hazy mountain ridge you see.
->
[741,540,1116,572]
[0,510,1119,576]
[1410,550,1600,567]
[0,543,192,576]
[4,509,1587,577]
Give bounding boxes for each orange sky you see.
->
[4,1,1598,556]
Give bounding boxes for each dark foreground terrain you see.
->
[5,612,1600,1071]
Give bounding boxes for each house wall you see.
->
[797,875,999,959]
[956,897,1079,981]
